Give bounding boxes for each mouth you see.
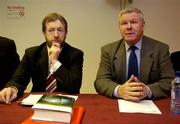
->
[125,32,135,35]
[124,32,136,37]
[52,40,60,44]
[52,40,65,47]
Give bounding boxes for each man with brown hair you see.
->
[0,13,83,104]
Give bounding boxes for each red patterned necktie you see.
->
[46,73,57,92]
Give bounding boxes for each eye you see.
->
[120,21,128,25]
[58,29,64,32]
[47,29,55,33]
[130,20,138,24]
[57,28,65,33]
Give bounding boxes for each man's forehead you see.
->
[46,20,65,28]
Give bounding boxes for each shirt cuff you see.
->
[146,86,152,98]
[50,61,61,74]
[113,85,120,98]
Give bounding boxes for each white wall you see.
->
[0,0,3,32]
[0,0,180,93]
[132,0,180,52]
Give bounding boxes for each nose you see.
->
[54,29,59,37]
[127,22,132,29]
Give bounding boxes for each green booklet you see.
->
[32,94,75,123]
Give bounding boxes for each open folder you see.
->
[21,106,85,124]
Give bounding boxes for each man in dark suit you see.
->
[94,8,174,101]
[0,36,20,90]
[0,13,83,104]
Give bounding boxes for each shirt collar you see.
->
[47,45,50,53]
[125,38,142,51]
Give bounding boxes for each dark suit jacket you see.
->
[5,42,83,94]
[94,36,175,99]
[0,36,20,90]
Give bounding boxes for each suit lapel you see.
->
[114,40,126,83]
[38,43,49,80]
[58,43,68,63]
[140,37,153,83]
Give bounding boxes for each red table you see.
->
[0,93,180,124]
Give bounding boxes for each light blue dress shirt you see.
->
[113,39,152,98]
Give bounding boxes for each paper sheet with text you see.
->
[118,99,161,114]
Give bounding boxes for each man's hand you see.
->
[49,43,62,65]
[0,87,18,104]
[117,75,149,101]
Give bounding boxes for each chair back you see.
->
[171,51,180,71]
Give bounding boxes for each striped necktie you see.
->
[46,73,57,92]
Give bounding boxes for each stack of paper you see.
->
[21,94,84,124]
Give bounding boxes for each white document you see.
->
[21,94,78,106]
[118,99,161,114]
[21,94,43,105]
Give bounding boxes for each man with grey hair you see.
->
[94,8,174,101]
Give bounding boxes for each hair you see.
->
[118,8,145,24]
[42,13,68,33]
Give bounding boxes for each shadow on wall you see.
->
[105,0,133,10]
[105,0,121,8]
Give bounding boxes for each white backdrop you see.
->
[0,0,180,93]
